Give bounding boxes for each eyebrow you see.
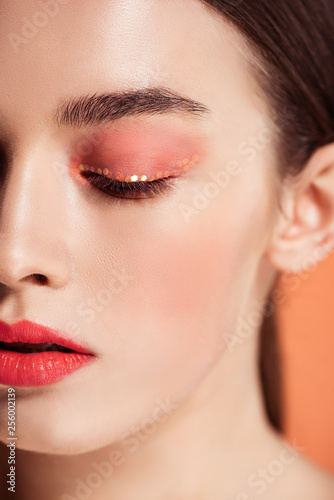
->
[53,87,210,128]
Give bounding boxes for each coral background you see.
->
[278,250,334,474]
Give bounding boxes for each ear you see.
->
[266,142,334,273]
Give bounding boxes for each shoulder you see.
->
[285,453,334,500]
[264,434,334,500]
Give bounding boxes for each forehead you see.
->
[0,0,257,133]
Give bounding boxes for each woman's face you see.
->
[0,0,279,454]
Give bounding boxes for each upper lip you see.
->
[0,320,93,355]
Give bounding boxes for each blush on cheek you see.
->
[137,203,266,330]
[137,231,229,323]
[125,228,244,402]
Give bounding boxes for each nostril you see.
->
[32,273,48,285]
[21,273,48,285]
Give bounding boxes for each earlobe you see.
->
[265,142,334,273]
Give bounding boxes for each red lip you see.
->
[0,320,95,387]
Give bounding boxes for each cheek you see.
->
[141,232,229,320]
[112,200,267,402]
[136,205,261,325]
[129,203,262,371]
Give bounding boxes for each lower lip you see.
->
[0,349,95,387]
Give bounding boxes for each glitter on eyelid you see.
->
[78,155,199,183]
[115,172,124,181]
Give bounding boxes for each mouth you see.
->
[0,320,96,387]
[0,341,76,354]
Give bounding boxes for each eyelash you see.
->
[81,170,176,200]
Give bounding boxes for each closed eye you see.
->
[81,170,176,200]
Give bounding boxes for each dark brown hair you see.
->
[200,0,334,430]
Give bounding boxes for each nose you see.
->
[0,148,71,290]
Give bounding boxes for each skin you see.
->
[0,0,334,499]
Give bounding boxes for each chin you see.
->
[0,421,87,456]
